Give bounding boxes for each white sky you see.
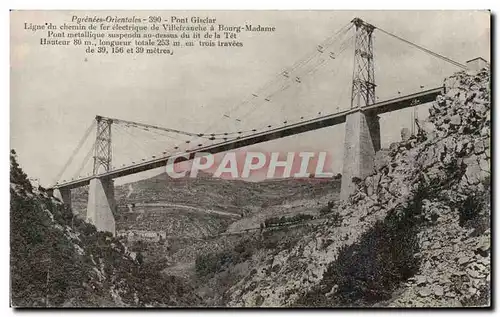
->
[10,10,490,186]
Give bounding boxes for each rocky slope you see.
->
[192,67,491,307]
[10,151,200,307]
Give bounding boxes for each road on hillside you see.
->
[132,202,242,218]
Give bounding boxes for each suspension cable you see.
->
[111,116,199,137]
[53,120,96,184]
[200,22,354,133]
[236,30,355,126]
[70,141,95,180]
[115,124,155,158]
[92,24,354,144]
[375,26,467,69]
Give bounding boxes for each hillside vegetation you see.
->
[10,150,200,307]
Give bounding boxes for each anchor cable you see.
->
[375,26,467,69]
[54,120,96,184]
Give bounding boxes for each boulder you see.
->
[468,287,478,296]
[465,162,481,185]
[415,275,427,286]
[418,287,432,297]
[474,140,485,154]
[433,285,444,297]
[480,126,489,137]
[467,268,480,279]
[475,103,487,115]
[457,256,471,265]
[479,158,490,173]
[476,236,490,252]
[449,114,462,126]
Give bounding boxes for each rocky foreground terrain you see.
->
[11,66,490,307]
[185,66,491,307]
[10,151,200,307]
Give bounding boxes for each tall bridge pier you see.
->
[85,116,116,235]
[341,112,380,200]
[54,175,116,236]
[340,18,379,200]
[86,177,116,235]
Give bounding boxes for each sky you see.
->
[10,10,490,186]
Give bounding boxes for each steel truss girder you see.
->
[93,116,113,175]
[351,18,376,108]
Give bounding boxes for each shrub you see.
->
[461,284,490,307]
[10,150,33,193]
[456,190,490,236]
[330,211,343,226]
[195,251,234,278]
[319,205,331,215]
[296,187,425,307]
[264,213,314,227]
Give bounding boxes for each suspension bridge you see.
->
[49,17,484,235]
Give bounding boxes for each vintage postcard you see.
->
[10,10,491,307]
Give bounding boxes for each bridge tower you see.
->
[340,18,381,200]
[92,116,113,174]
[87,115,116,235]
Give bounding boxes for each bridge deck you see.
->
[54,87,443,190]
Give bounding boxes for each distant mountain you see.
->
[71,172,341,240]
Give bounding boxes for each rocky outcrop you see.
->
[388,67,491,307]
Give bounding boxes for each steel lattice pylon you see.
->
[350,18,376,108]
[93,115,113,175]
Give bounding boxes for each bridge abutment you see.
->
[340,110,380,200]
[86,177,116,235]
